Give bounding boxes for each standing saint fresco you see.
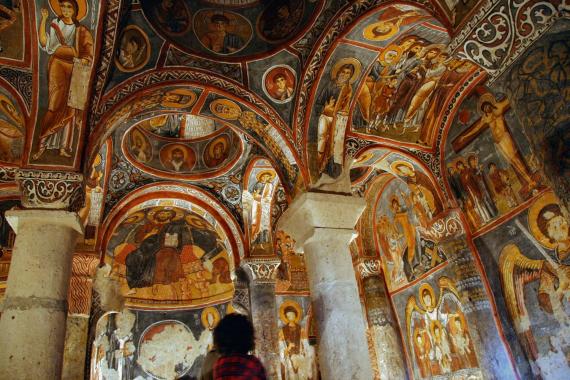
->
[278,300,316,380]
[33,0,93,160]
[247,170,276,250]
[316,57,361,179]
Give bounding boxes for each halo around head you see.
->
[330,57,362,84]
[279,300,302,324]
[390,160,415,176]
[146,206,184,224]
[208,135,229,157]
[477,92,497,114]
[528,191,567,250]
[201,306,221,329]
[418,283,436,311]
[255,169,276,182]
[49,0,88,21]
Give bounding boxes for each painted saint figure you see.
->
[316,59,360,179]
[278,300,315,380]
[34,0,93,160]
[200,14,244,55]
[249,170,276,247]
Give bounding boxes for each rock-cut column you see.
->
[278,192,373,379]
[241,258,281,379]
[0,210,83,378]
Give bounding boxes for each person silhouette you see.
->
[212,314,267,380]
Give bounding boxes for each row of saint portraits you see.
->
[91,297,318,380]
[140,0,319,55]
[126,127,238,175]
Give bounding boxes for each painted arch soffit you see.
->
[298,2,479,185]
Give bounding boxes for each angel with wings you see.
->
[406,278,480,378]
[498,192,570,373]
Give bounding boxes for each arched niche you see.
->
[0,81,26,166]
[100,182,244,310]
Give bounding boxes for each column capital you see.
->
[241,257,281,284]
[6,209,84,235]
[16,169,84,211]
[277,191,366,247]
[356,258,382,279]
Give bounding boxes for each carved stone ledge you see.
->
[16,170,85,212]
[0,167,17,183]
[356,258,382,279]
[241,258,281,284]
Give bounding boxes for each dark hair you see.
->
[211,14,230,24]
[213,314,255,355]
[273,73,286,82]
[58,0,80,26]
[339,63,355,76]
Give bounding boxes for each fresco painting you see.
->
[31,0,98,166]
[0,87,24,164]
[0,0,24,60]
[140,0,322,60]
[195,10,252,56]
[347,5,475,146]
[91,305,227,379]
[405,278,482,379]
[262,65,296,104]
[474,191,570,378]
[373,175,447,291]
[77,141,108,248]
[122,118,242,179]
[276,296,317,380]
[445,87,544,231]
[105,205,234,309]
[495,21,570,212]
[115,25,151,73]
[243,159,279,256]
[275,230,309,293]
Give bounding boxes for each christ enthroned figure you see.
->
[452,93,537,192]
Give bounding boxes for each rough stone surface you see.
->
[62,316,90,380]
[0,210,82,379]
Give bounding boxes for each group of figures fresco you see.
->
[275,230,309,293]
[372,159,447,291]
[351,7,475,145]
[445,87,544,230]
[106,205,234,308]
[406,278,482,378]
[125,116,239,177]
[140,0,320,58]
[309,4,475,182]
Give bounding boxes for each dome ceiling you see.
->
[123,114,243,180]
[140,0,324,61]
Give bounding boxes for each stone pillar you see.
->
[242,258,281,379]
[0,169,84,379]
[357,259,407,380]
[62,253,98,380]
[278,192,374,380]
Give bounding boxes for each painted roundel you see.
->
[123,114,242,179]
[140,0,324,60]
